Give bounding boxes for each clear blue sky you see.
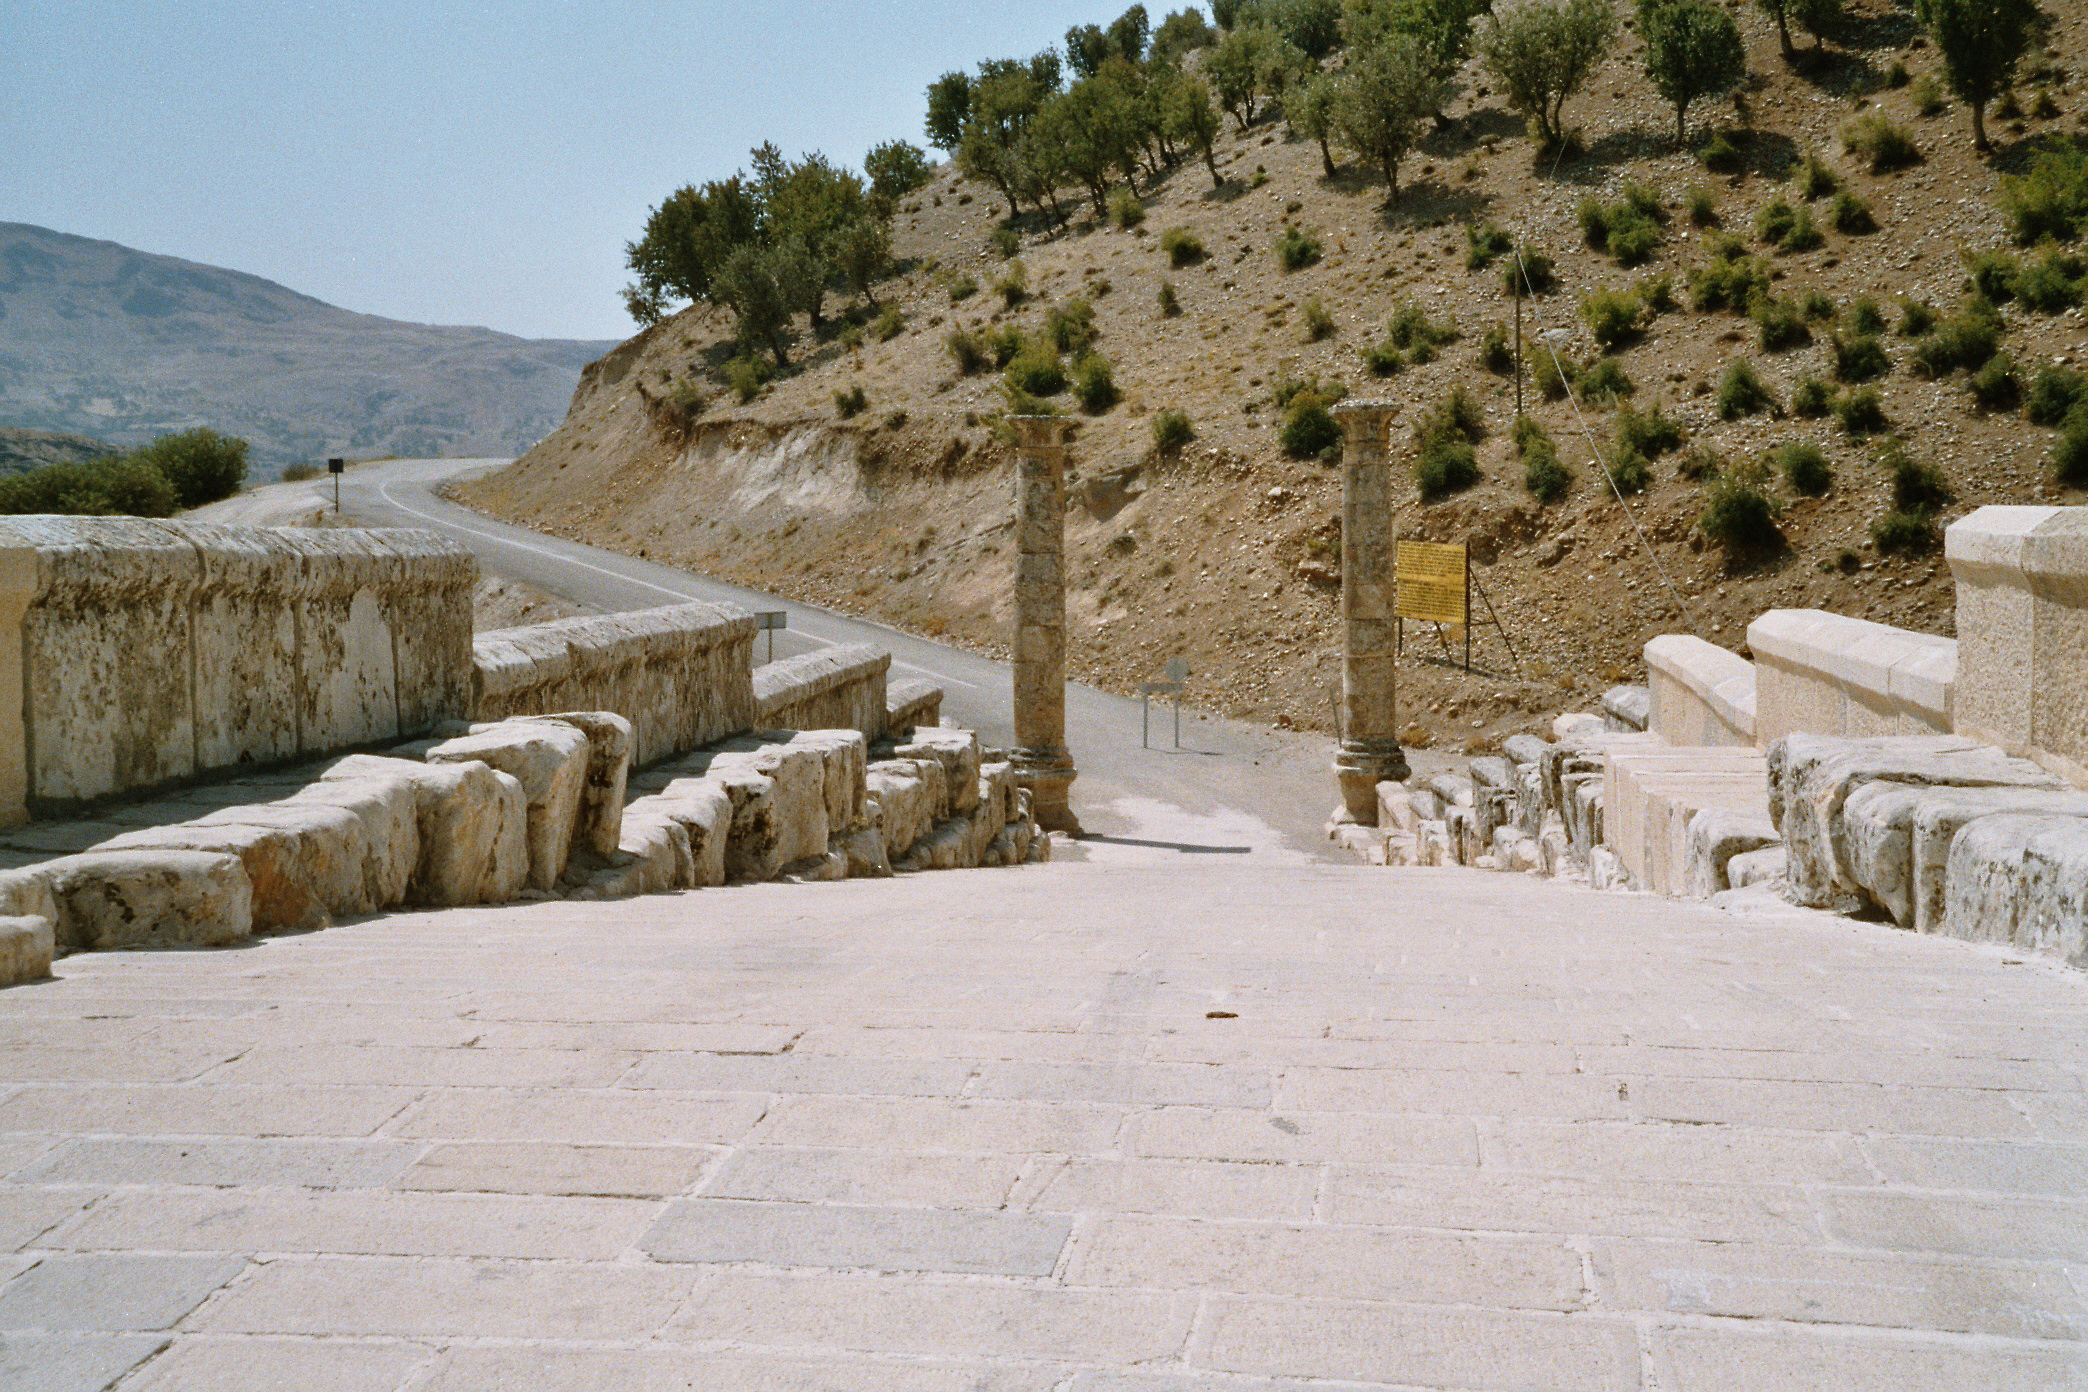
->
[2,1,1165,342]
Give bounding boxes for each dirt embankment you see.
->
[456,0,2086,750]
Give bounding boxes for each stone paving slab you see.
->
[0,858,2080,1388]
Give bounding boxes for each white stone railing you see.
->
[1746,609,1956,746]
[753,644,890,740]
[1644,634,1756,747]
[1948,506,2088,788]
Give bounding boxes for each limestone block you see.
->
[1725,845,1788,890]
[537,712,633,858]
[1644,634,1757,748]
[283,774,420,910]
[1602,684,1650,733]
[1333,824,1393,865]
[1382,831,1417,866]
[753,646,890,741]
[708,742,828,868]
[837,826,892,879]
[885,678,943,737]
[632,779,733,889]
[1943,813,2088,965]
[783,849,849,882]
[1515,763,1547,838]
[321,755,527,907]
[0,915,52,985]
[866,762,934,861]
[179,523,307,773]
[1407,787,1445,823]
[99,802,372,932]
[1568,775,1606,860]
[787,729,870,832]
[1002,818,1035,865]
[900,817,978,871]
[1767,733,2062,910]
[1376,782,1416,834]
[1907,786,2088,936]
[1423,772,1473,809]
[426,720,591,891]
[1416,819,1450,866]
[1749,609,1957,745]
[1553,712,1604,740]
[702,765,782,884]
[1683,810,1782,900]
[1502,734,1552,768]
[1587,845,1634,892]
[890,729,982,816]
[37,849,252,951]
[1603,747,1769,893]
[1445,804,1476,866]
[1948,506,2088,787]
[579,811,690,898]
[1537,814,1571,878]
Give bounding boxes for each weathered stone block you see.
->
[866,761,935,860]
[537,712,633,859]
[281,773,420,911]
[0,915,52,985]
[1645,635,1757,748]
[321,755,527,907]
[787,730,870,832]
[426,721,591,891]
[754,647,890,741]
[890,730,982,816]
[1683,809,1781,899]
[1602,684,1650,732]
[1948,505,2088,788]
[1944,813,2088,965]
[836,825,891,878]
[100,801,372,932]
[37,849,252,951]
[1749,609,1956,746]
[707,741,828,869]
[631,779,732,889]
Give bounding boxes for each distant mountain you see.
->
[0,223,618,474]
[0,425,120,475]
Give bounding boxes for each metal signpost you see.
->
[1394,538,1520,675]
[754,611,787,664]
[1139,657,1189,749]
[327,457,344,514]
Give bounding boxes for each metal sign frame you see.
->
[754,610,787,663]
[1139,657,1190,749]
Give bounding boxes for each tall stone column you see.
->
[1009,416,1081,833]
[1332,400,1410,821]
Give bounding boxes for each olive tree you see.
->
[1756,0,1841,58]
[1642,0,1746,143]
[1915,0,2042,152]
[865,140,932,201]
[1337,33,1445,198]
[1162,73,1226,186]
[1478,0,1619,150]
[1288,69,1347,177]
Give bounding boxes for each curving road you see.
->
[200,459,1370,862]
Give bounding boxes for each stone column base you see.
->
[1011,750,1081,834]
[1335,739,1410,824]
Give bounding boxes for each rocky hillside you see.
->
[458,0,2087,749]
[0,426,118,475]
[0,223,617,474]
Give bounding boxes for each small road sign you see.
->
[754,611,787,664]
[1140,658,1190,749]
[327,458,344,512]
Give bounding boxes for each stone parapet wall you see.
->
[1643,635,1756,748]
[1747,609,1956,746]
[752,644,890,741]
[886,678,944,736]
[1947,506,2088,788]
[473,603,756,766]
[0,517,475,826]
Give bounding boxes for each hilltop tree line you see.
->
[0,428,247,517]
[620,0,2044,369]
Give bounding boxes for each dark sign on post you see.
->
[327,458,344,513]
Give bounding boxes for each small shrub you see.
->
[1999,143,2088,246]
[1415,436,1481,500]
[985,323,1026,367]
[1152,409,1195,452]
[1534,349,1577,400]
[1968,353,2021,411]
[1299,295,1337,342]
[1994,89,2024,122]
[1910,301,2002,377]
[837,324,865,353]
[1690,247,1772,312]
[1753,296,1811,352]
[1830,190,1877,234]
[1512,413,1552,456]
[834,384,869,419]
[1157,280,1181,316]
[1962,248,2018,304]
[1880,436,1956,515]
[2011,249,2084,313]
[1841,115,1922,173]
[1003,344,1066,396]
[1072,353,1120,413]
[1614,402,1684,459]
[2055,418,2088,487]
[1895,296,1938,336]
[995,258,1030,307]
[1772,201,1824,253]
[1602,445,1652,495]
[1280,392,1341,458]
[1250,166,1268,189]
[1795,150,1838,200]
[1718,359,1776,419]
[1576,357,1634,402]
[1800,288,1836,321]
[2024,365,2088,426]
[1832,332,1889,383]
[1045,297,1098,354]
[1774,441,1833,495]
[882,409,908,430]
[1885,60,1910,90]
[1524,442,1571,503]
[1160,226,1206,267]
[1871,511,1938,554]
[1503,246,1556,296]
[1836,386,1888,435]
[1276,225,1324,271]
[1636,273,1676,315]
[948,273,979,302]
[1699,461,1785,554]
[1109,187,1146,229]
[280,461,322,482]
[1578,191,1663,267]
[990,226,1022,258]
[1466,221,1514,270]
[1755,197,1797,246]
[2032,87,2062,121]
[1580,287,1642,350]
[1685,184,1719,226]
[1844,294,1887,337]
[1676,444,1723,480]
[726,355,770,402]
[1481,322,1514,374]
[1386,298,1458,352]
[1698,130,1745,173]
[1416,384,1487,445]
[1361,341,1406,376]
[1792,375,1834,417]
[1912,73,1948,118]
[871,305,905,342]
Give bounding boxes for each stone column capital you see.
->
[1330,399,1400,449]
[1010,416,1075,451]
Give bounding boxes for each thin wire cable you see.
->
[1508,240,1705,638]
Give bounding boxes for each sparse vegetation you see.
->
[1045,297,1098,355]
[1600,445,1652,495]
[1160,226,1207,267]
[1844,295,1887,337]
[1503,245,1556,296]
[1774,441,1833,495]
[1968,352,2021,411]
[1109,187,1146,229]
[1685,184,1719,225]
[1895,296,1938,336]
[2024,365,2088,426]
[1840,115,1922,173]
[1576,185,1664,267]
[1836,385,1888,435]
[1477,0,1619,151]
[1909,298,2002,376]
[1576,357,1634,402]
[1299,295,1337,342]
[1072,353,1120,413]
[1752,295,1811,352]
[1792,374,1833,417]
[1534,347,1577,401]
[1276,225,1325,271]
[1829,190,1877,234]
[1157,280,1182,316]
[1999,143,2088,244]
[834,384,869,418]
[1717,359,1777,419]
[726,354,770,402]
[1699,459,1784,556]
[1480,322,1514,374]
[871,305,905,342]
[1689,239,1772,311]
[994,258,1030,307]
[1280,390,1342,459]
[1466,221,1514,270]
[1152,408,1196,452]
[1874,436,1954,550]
[1385,298,1459,359]
[1614,402,1684,459]
[1004,343,1066,397]
[1831,332,1889,383]
[1579,286,1643,350]
[1515,415,1570,503]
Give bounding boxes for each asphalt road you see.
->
[212,459,1361,861]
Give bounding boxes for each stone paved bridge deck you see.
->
[1,835,2084,1389]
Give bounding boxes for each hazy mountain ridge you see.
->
[0,426,120,476]
[0,223,617,473]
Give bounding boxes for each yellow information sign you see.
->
[1396,540,1468,624]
